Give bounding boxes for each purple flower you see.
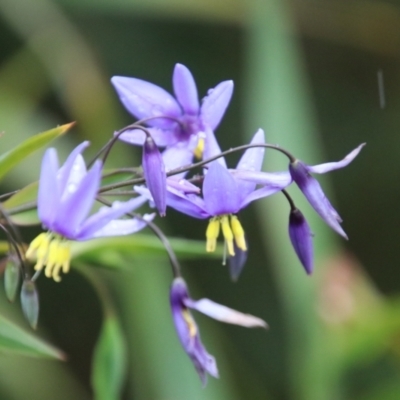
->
[26,142,154,281]
[170,277,267,385]
[164,130,291,256]
[288,208,313,274]
[289,143,365,238]
[142,135,167,216]
[111,63,233,163]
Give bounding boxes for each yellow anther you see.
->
[26,233,49,261]
[230,215,247,251]
[193,137,205,160]
[221,215,235,256]
[182,309,197,338]
[206,217,220,253]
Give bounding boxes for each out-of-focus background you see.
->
[1,0,400,399]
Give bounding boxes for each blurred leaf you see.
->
[72,235,223,269]
[2,181,39,225]
[0,313,64,359]
[0,122,74,182]
[20,280,39,330]
[92,315,127,400]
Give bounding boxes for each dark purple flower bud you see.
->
[20,280,39,329]
[228,241,248,282]
[289,208,313,275]
[170,278,218,386]
[142,135,167,216]
[4,256,20,302]
[289,160,347,238]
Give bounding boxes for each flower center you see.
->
[26,232,71,282]
[205,215,247,257]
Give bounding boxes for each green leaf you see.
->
[0,314,64,359]
[0,122,74,182]
[72,234,222,270]
[2,181,39,225]
[92,315,127,400]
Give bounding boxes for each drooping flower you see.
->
[26,142,154,282]
[111,63,233,163]
[163,129,292,257]
[289,143,365,238]
[170,277,267,385]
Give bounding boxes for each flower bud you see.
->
[289,208,313,274]
[228,242,248,282]
[4,257,20,302]
[142,136,167,216]
[20,280,39,329]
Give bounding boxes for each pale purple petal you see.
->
[228,243,248,281]
[230,170,292,187]
[307,143,365,174]
[201,80,233,130]
[173,64,199,115]
[53,161,102,238]
[202,128,226,168]
[38,148,60,228]
[203,162,240,215]
[77,196,148,240]
[240,180,290,209]
[111,76,181,129]
[60,155,87,201]
[57,141,90,193]
[186,298,267,328]
[162,145,194,174]
[117,127,176,147]
[290,161,347,238]
[235,129,265,199]
[165,187,208,219]
[167,178,200,194]
[88,213,155,239]
[289,209,313,274]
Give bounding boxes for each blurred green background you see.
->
[1,0,400,399]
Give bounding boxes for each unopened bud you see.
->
[20,280,39,329]
[4,257,20,302]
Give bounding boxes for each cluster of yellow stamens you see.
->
[206,215,247,256]
[26,233,71,282]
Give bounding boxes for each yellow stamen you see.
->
[206,217,220,253]
[182,309,197,338]
[230,215,247,251]
[221,215,235,256]
[193,137,205,159]
[26,233,72,282]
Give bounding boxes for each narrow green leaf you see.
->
[0,122,74,182]
[0,314,64,359]
[92,315,127,400]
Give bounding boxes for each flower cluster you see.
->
[18,63,364,384]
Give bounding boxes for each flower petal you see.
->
[306,143,365,174]
[111,76,181,129]
[235,129,265,199]
[38,148,60,228]
[117,127,176,147]
[173,64,199,115]
[289,209,314,274]
[77,195,148,240]
[162,145,194,174]
[164,187,208,219]
[230,170,292,187]
[289,161,347,238]
[228,242,248,282]
[201,80,233,130]
[186,298,267,328]
[202,128,226,168]
[203,162,240,215]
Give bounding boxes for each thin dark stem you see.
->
[0,223,26,278]
[282,189,296,211]
[0,190,19,201]
[96,196,182,278]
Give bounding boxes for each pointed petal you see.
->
[53,161,102,238]
[162,145,194,174]
[57,141,90,193]
[38,148,60,228]
[186,298,267,329]
[173,64,199,115]
[228,242,248,282]
[77,196,148,240]
[289,209,314,274]
[111,76,181,129]
[235,129,265,198]
[167,177,200,194]
[170,278,218,386]
[117,127,176,147]
[143,136,167,216]
[307,143,366,174]
[166,187,208,219]
[230,170,292,187]
[201,80,233,130]
[87,213,155,239]
[202,128,226,167]
[203,162,240,215]
[290,161,347,238]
